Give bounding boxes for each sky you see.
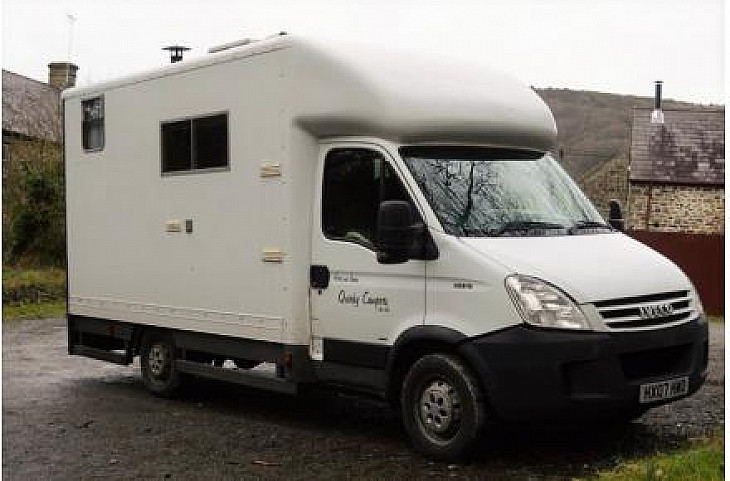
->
[1,0,725,105]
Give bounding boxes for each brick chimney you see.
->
[48,62,79,90]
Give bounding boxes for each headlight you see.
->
[505,274,589,330]
[689,283,705,318]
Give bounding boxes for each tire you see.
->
[400,353,486,461]
[140,331,181,397]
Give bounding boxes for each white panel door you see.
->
[309,144,426,359]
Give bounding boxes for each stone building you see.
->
[626,107,724,234]
[2,62,78,167]
[578,156,629,220]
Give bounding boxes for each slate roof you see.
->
[2,69,62,143]
[629,107,724,185]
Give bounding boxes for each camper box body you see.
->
[65,40,322,350]
[64,35,708,459]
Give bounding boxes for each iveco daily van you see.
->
[64,34,708,459]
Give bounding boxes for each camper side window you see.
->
[161,113,229,174]
[82,97,104,151]
[322,148,413,249]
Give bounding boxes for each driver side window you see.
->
[322,148,413,249]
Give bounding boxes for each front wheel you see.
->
[140,331,181,397]
[401,354,487,460]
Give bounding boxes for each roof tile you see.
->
[2,69,62,142]
[629,108,724,185]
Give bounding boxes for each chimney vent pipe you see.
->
[651,80,664,124]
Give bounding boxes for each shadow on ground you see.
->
[58,372,712,479]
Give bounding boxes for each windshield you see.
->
[400,146,607,237]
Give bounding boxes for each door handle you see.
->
[310,265,330,289]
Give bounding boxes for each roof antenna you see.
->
[66,13,77,85]
[162,45,191,63]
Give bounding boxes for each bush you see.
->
[3,140,65,267]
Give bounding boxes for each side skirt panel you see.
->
[67,314,314,382]
[68,315,395,398]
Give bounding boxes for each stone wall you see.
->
[576,156,724,235]
[577,156,629,220]
[627,183,725,234]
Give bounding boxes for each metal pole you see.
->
[66,14,77,86]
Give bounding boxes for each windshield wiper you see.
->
[569,220,612,234]
[492,221,567,237]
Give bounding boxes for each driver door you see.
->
[309,144,426,369]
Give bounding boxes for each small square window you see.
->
[161,113,228,174]
[82,96,104,151]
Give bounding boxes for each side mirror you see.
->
[608,199,625,232]
[375,200,421,264]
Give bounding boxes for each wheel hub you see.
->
[419,379,460,435]
[148,343,169,377]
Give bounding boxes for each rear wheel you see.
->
[401,353,486,460]
[140,332,181,397]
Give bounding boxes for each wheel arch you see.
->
[385,325,472,405]
[130,324,147,356]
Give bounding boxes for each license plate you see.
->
[639,377,689,403]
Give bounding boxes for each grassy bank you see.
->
[591,428,724,481]
[3,300,66,321]
[3,267,66,302]
[3,267,66,320]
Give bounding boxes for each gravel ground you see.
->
[2,318,724,480]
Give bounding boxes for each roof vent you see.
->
[208,32,286,54]
[651,80,664,124]
[162,45,191,63]
[208,38,254,54]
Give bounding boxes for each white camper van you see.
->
[64,34,708,459]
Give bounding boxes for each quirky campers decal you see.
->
[332,272,389,313]
[337,290,390,313]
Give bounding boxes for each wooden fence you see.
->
[629,230,724,315]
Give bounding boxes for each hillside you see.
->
[534,88,719,179]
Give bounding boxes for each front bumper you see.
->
[458,317,709,421]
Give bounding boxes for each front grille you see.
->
[594,290,695,330]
